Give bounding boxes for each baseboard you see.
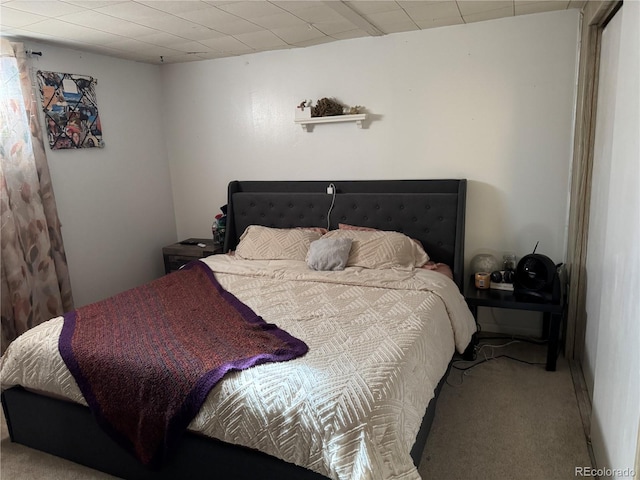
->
[569,360,598,472]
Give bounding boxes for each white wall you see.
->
[22,41,177,307]
[161,10,581,335]
[583,2,640,476]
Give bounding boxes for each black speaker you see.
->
[514,253,560,303]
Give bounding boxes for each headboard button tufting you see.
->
[226,180,467,291]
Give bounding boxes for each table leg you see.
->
[546,312,561,371]
[463,304,479,360]
[542,312,550,340]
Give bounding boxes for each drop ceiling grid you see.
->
[0,1,587,64]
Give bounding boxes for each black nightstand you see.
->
[464,277,564,371]
[162,238,222,274]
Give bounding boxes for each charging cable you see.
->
[326,183,336,229]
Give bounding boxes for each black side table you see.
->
[464,277,564,371]
[162,238,222,274]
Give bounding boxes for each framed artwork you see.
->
[37,71,103,150]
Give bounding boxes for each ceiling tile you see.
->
[134,31,189,48]
[294,35,336,48]
[568,1,586,9]
[94,2,175,23]
[136,1,214,15]
[215,20,264,36]
[0,6,48,27]
[330,28,370,40]
[414,16,464,29]
[137,15,226,41]
[270,24,326,44]
[0,25,59,42]
[215,1,285,19]
[270,1,323,13]
[179,6,263,35]
[463,5,514,23]
[456,1,513,16]
[21,18,124,45]
[61,1,128,9]
[56,10,158,37]
[313,19,360,36]
[234,29,288,49]
[160,40,211,54]
[191,50,233,60]
[515,1,570,15]
[3,0,86,17]
[250,12,306,29]
[346,1,403,15]
[178,5,237,24]
[197,35,253,54]
[365,9,417,34]
[106,37,182,56]
[283,4,345,23]
[401,1,462,22]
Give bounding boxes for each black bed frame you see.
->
[2,179,468,480]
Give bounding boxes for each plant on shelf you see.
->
[311,97,344,117]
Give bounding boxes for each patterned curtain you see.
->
[1,39,74,354]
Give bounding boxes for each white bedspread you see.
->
[0,255,475,480]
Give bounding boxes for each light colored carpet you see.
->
[419,340,593,480]
[1,341,591,479]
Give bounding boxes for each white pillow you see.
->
[322,229,429,270]
[235,225,323,261]
[306,237,353,271]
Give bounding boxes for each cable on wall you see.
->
[326,183,336,230]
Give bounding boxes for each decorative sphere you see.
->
[470,254,500,274]
[503,270,514,283]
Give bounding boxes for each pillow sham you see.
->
[337,223,430,267]
[306,237,353,271]
[297,226,328,235]
[338,223,377,232]
[235,225,323,261]
[421,261,454,280]
[323,229,429,270]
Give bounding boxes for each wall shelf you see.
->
[295,114,367,131]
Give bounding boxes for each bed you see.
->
[1,179,475,480]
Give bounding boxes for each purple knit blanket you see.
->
[58,261,308,466]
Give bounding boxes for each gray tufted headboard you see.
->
[223,180,467,291]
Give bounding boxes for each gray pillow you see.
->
[306,237,353,271]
